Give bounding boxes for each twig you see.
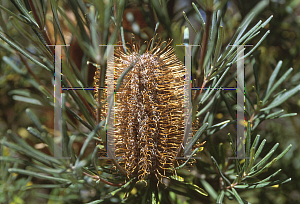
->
[28,0,42,29]
[195,10,213,100]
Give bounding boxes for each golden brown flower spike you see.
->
[112,38,185,182]
[94,38,203,186]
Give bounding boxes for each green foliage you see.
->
[0,0,299,203]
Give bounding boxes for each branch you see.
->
[195,10,213,100]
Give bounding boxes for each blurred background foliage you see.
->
[0,0,300,203]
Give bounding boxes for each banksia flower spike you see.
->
[94,38,202,185]
[114,39,185,182]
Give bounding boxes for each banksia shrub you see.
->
[0,0,299,204]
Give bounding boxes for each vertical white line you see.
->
[236,45,245,158]
[106,45,115,159]
[183,45,193,158]
[50,45,70,158]
[53,45,66,158]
